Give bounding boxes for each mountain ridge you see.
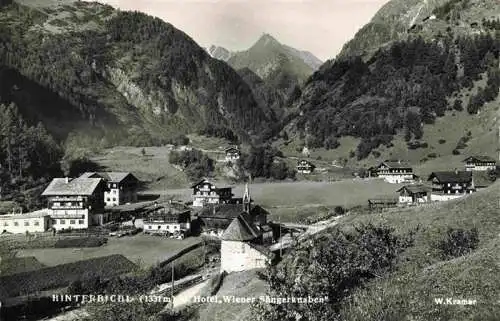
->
[0,0,277,147]
[283,0,500,162]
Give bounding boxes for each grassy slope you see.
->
[190,270,268,321]
[336,182,500,319]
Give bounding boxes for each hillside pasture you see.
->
[90,146,190,189]
[336,182,500,320]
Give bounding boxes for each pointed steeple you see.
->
[243,179,251,213]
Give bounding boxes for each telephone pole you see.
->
[279,216,282,258]
[171,262,175,307]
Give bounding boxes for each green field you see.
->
[17,235,202,268]
[147,179,403,222]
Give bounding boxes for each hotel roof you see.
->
[42,178,103,196]
[80,172,136,183]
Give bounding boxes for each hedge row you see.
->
[54,237,107,248]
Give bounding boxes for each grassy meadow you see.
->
[17,235,202,268]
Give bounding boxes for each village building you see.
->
[462,156,497,172]
[376,160,415,184]
[396,184,431,205]
[195,183,270,238]
[427,170,474,201]
[191,179,233,207]
[0,210,50,234]
[143,209,191,237]
[297,160,315,174]
[41,177,108,231]
[80,172,139,207]
[225,147,241,162]
[220,213,273,273]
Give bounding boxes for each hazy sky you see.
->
[101,0,388,61]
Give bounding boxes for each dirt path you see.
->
[173,279,210,308]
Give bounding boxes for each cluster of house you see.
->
[368,156,497,209]
[0,172,139,234]
[190,179,277,273]
[0,168,278,273]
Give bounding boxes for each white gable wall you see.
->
[220,240,268,273]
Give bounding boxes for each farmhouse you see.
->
[191,179,233,207]
[462,156,497,171]
[220,213,272,273]
[427,170,474,201]
[0,210,50,234]
[396,184,431,205]
[143,209,191,237]
[376,160,414,184]
[225,147,241,162]
[80,172,139,207]
[297,160,315,174]
[42,177,108,231]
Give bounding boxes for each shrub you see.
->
[452,99,463,111]
[169,149,214,180]
[427,153,437,158]
[452,149,461,155]
[334,206,346,216]
[437,228,479,259]
[167,135,190,146]
[252,224,416,321]
[438,139,446,144]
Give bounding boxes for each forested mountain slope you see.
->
[284,0,500,160]
[0,0,276,147]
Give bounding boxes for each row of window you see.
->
[52,202,84,207]
[54,219,85,225]
[146,225,179,230]
[106,197,118,202]
[2,220,41,227]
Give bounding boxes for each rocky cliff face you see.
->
[0,0,276,146]
[338,0,499,59]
